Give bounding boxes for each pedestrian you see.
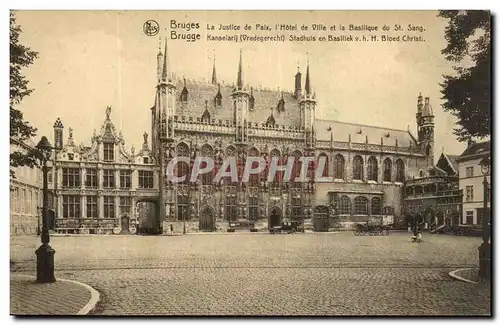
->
[170,224,174,234]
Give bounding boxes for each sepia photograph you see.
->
[9,9,491,316]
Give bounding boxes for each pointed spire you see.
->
[161,37,169,82]
[211,55,217,85]
[237,49,243,90]
[157,36,162,55]
[304,58,311,96]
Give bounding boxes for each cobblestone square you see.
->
[10,232,491,316]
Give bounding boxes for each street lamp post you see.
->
[35,136,56,283]
[478,156,491,279]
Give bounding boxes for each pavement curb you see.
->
[448,268,478,284]
[12,274,101,315]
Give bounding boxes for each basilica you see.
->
[47,41,436,234]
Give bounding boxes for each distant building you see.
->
[403,152,462,230]
[10,137,42,235]
[457,140,491,225]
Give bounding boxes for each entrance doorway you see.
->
[120,215,130,234]
[269,207,282,228]
[136,200,161,235]
[199,206,216,232]
[313,205,329,232]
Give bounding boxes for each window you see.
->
[339,196,351,215]
[85,168,98,188]
[201,161,214,185]
[62,195,80,218]
[466,166,474,178]
[371,197,382,215]
[120,170,131,189]
[177,195,190,221]
[367,156,378,181]
[103,196,115,218]
[62,168,81,188]
[103,143,114,162]
[225,194,237,222]
[249,160,260,187]
[291,153,302,187]
[353,196,368,215]
[383,158,392,182]
[48,171,53,183]
[21,189,26,213]
[353,156,364,180]
[13,188,19,213]
[334,154,345,180]
[28,190,32,215]
[395,159,405,182]
[317,154,329,178]
[466,186,474,202]
[291,196,302,218]
[86,196,98,218]
[176,160,190,184]
[248,196,259,221]
[119,196,132,216]
[466,211,474,225]
[138,171,154,189]
[103,169,115,188]
[143,157,149,164]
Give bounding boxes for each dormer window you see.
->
[266,114,275,127]
[68,153,74,161]
[277,93,285,112]
[214,83,222,106]
[180,78,188,102]
[103,142,114,162]
[249,94,255,111]
[202,100,211,123]
[143,157,149,164]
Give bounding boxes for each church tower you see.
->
[416,94,435,166]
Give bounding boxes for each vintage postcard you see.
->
[9,10,491,316]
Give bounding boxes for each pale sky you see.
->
[15,10,466,159]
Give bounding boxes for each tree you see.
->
[439,10,491,142]
[10,12,39,178]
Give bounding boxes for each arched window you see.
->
[334,154,345,180]
[200,145,214,185]
[176,143,190,185]
[339,196,351,215]
[354,196,368,215]
[353,155,364,180]
[396,159,405,182]
[371,197,382,215]
[317,153,329,178]
[383,158,392,182]
[367,156,378,181]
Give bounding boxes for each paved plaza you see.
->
[10,232,491,316]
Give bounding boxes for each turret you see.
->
[300,61,316,148]
[417,95,435,166]
[156,37,176,141]
[53,117,64,150]
[294,65,302,99]
[232,49,250,143]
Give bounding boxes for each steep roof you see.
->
[174,78,302,127]
[459,140,490,158]
[436,153,459,176]
[315,119,417,147]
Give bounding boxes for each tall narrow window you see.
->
[62,168,81,188]
[86,196,98,218]
[103,196,115,218]
[103,143,114,162]
[225,194,237,222]
[120,170,131,189]
[367,156,378,181]
[85,168,98,188]
[371,197,382,215]
[396,159,405,182]
[177,195,190,221]
[339,196,351,215]
[318,153,329,178]
[119,196,132,216]
[353,196,368,215]
[248,196,259,221]
[103,169,115,188]
[353,156,364,180]
[334,154,345,180]
[383,158,392,182]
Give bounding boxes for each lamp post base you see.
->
[478,241,491,280]
[35,244,56,283]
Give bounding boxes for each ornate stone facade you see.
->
[49,41,437,234]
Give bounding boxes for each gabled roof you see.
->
[436,153,459,176]
[315,119,417,147]
[458,140,490,159]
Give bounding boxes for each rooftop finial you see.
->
[305,53,311,96]
[161,36,169,82]
[211,51,217,85]
[236,49,243,90]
